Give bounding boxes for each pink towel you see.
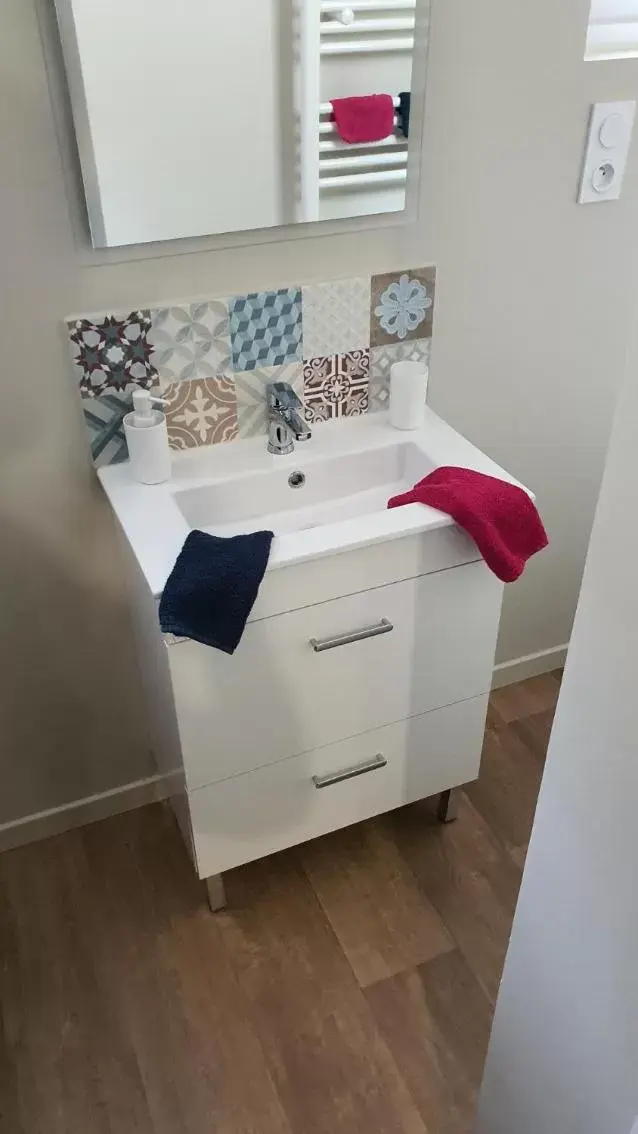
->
[330,95,395,144]
[387,466,548,583]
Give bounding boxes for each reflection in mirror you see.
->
[53,0,428,248]
[585,0,638,57]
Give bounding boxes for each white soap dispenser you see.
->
[123,388,171,484]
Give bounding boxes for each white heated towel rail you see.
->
[319,168,407,190]
[297,0,322,221]
[319,151,407,171]
[320,0,415,53]
[321,36,413,53]
[319,97,400,113]
[296,0,413,220]
[321,0,415,9]
[317,100,407,195]
[321,18,414,33]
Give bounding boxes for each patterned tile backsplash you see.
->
[66,266,435,467]
[370,267,435,346]
[148,301,230,384]
[229,288,302,371]
[369,339,432,413]
[69,310,157,397]
[235,361,304,439]
[164,376,238,450]
[302,277,371,359]
[304,351,370,422]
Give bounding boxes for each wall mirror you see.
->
[52,0,429,248]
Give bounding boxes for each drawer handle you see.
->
[312,753,387,789]
[309,618,393,653]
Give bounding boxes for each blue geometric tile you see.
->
[229,287,302,372]
[82,389,130,467]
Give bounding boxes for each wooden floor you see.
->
[0,673,561,1134]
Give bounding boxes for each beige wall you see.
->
[1,0,638,827]
[474,267,638,1134]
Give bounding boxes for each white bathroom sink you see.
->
[173,440,430,538]
[98,410,524,596]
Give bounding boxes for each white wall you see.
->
[56,0,283,244]
[474,295,638,1134]
[425,3,638,669]
[1,0,638,831]
[321,49,413,100]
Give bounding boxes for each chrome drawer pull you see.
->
[312,753,387,789]
[309,618,393,653]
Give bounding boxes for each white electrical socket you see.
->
[578,101,636,204]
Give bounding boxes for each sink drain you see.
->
[288,470,306,489]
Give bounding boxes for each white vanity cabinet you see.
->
[163,529,503,903]
[100,412,521,911]
[168,560,501,789]
[188,697,489,879]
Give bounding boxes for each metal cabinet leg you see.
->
[437,788,460,824]
[205,873,226,912]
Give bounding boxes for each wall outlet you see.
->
[578,101,636,204]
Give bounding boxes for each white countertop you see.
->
[98,410,524,598]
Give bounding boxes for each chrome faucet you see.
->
[266,382,312,455]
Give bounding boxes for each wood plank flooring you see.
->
[0,672,561,1134]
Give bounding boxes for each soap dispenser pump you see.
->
[123,388,171,484]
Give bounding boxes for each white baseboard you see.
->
[0,771,178,854]
[491,644,569,689]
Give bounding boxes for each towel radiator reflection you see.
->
[320,0,415,53]
[296,0,420,221]
[318,98,407,194]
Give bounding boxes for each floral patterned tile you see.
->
[370,267,435,347]
[164,376,238,450]
[303,351,369,423]
[68,310,158,397]
[234,361,304,439]
[369,340,431,412]
[302,277,371,360]
[148,300,230,386]
[229,287,302,371]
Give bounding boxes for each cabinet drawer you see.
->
[248,525,482,622]
[189,694,488,878]
[168,561,502,789]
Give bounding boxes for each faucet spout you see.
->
[286,408,312,443]
[266,382,312,455]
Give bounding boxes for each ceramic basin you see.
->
[98,411,522,596]
[172,441,429,537]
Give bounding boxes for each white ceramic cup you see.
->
[389,360,428,430]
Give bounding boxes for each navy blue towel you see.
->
[159,528,274,654]
[398,91,411,138]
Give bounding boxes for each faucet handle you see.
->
[268,381,302,411]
